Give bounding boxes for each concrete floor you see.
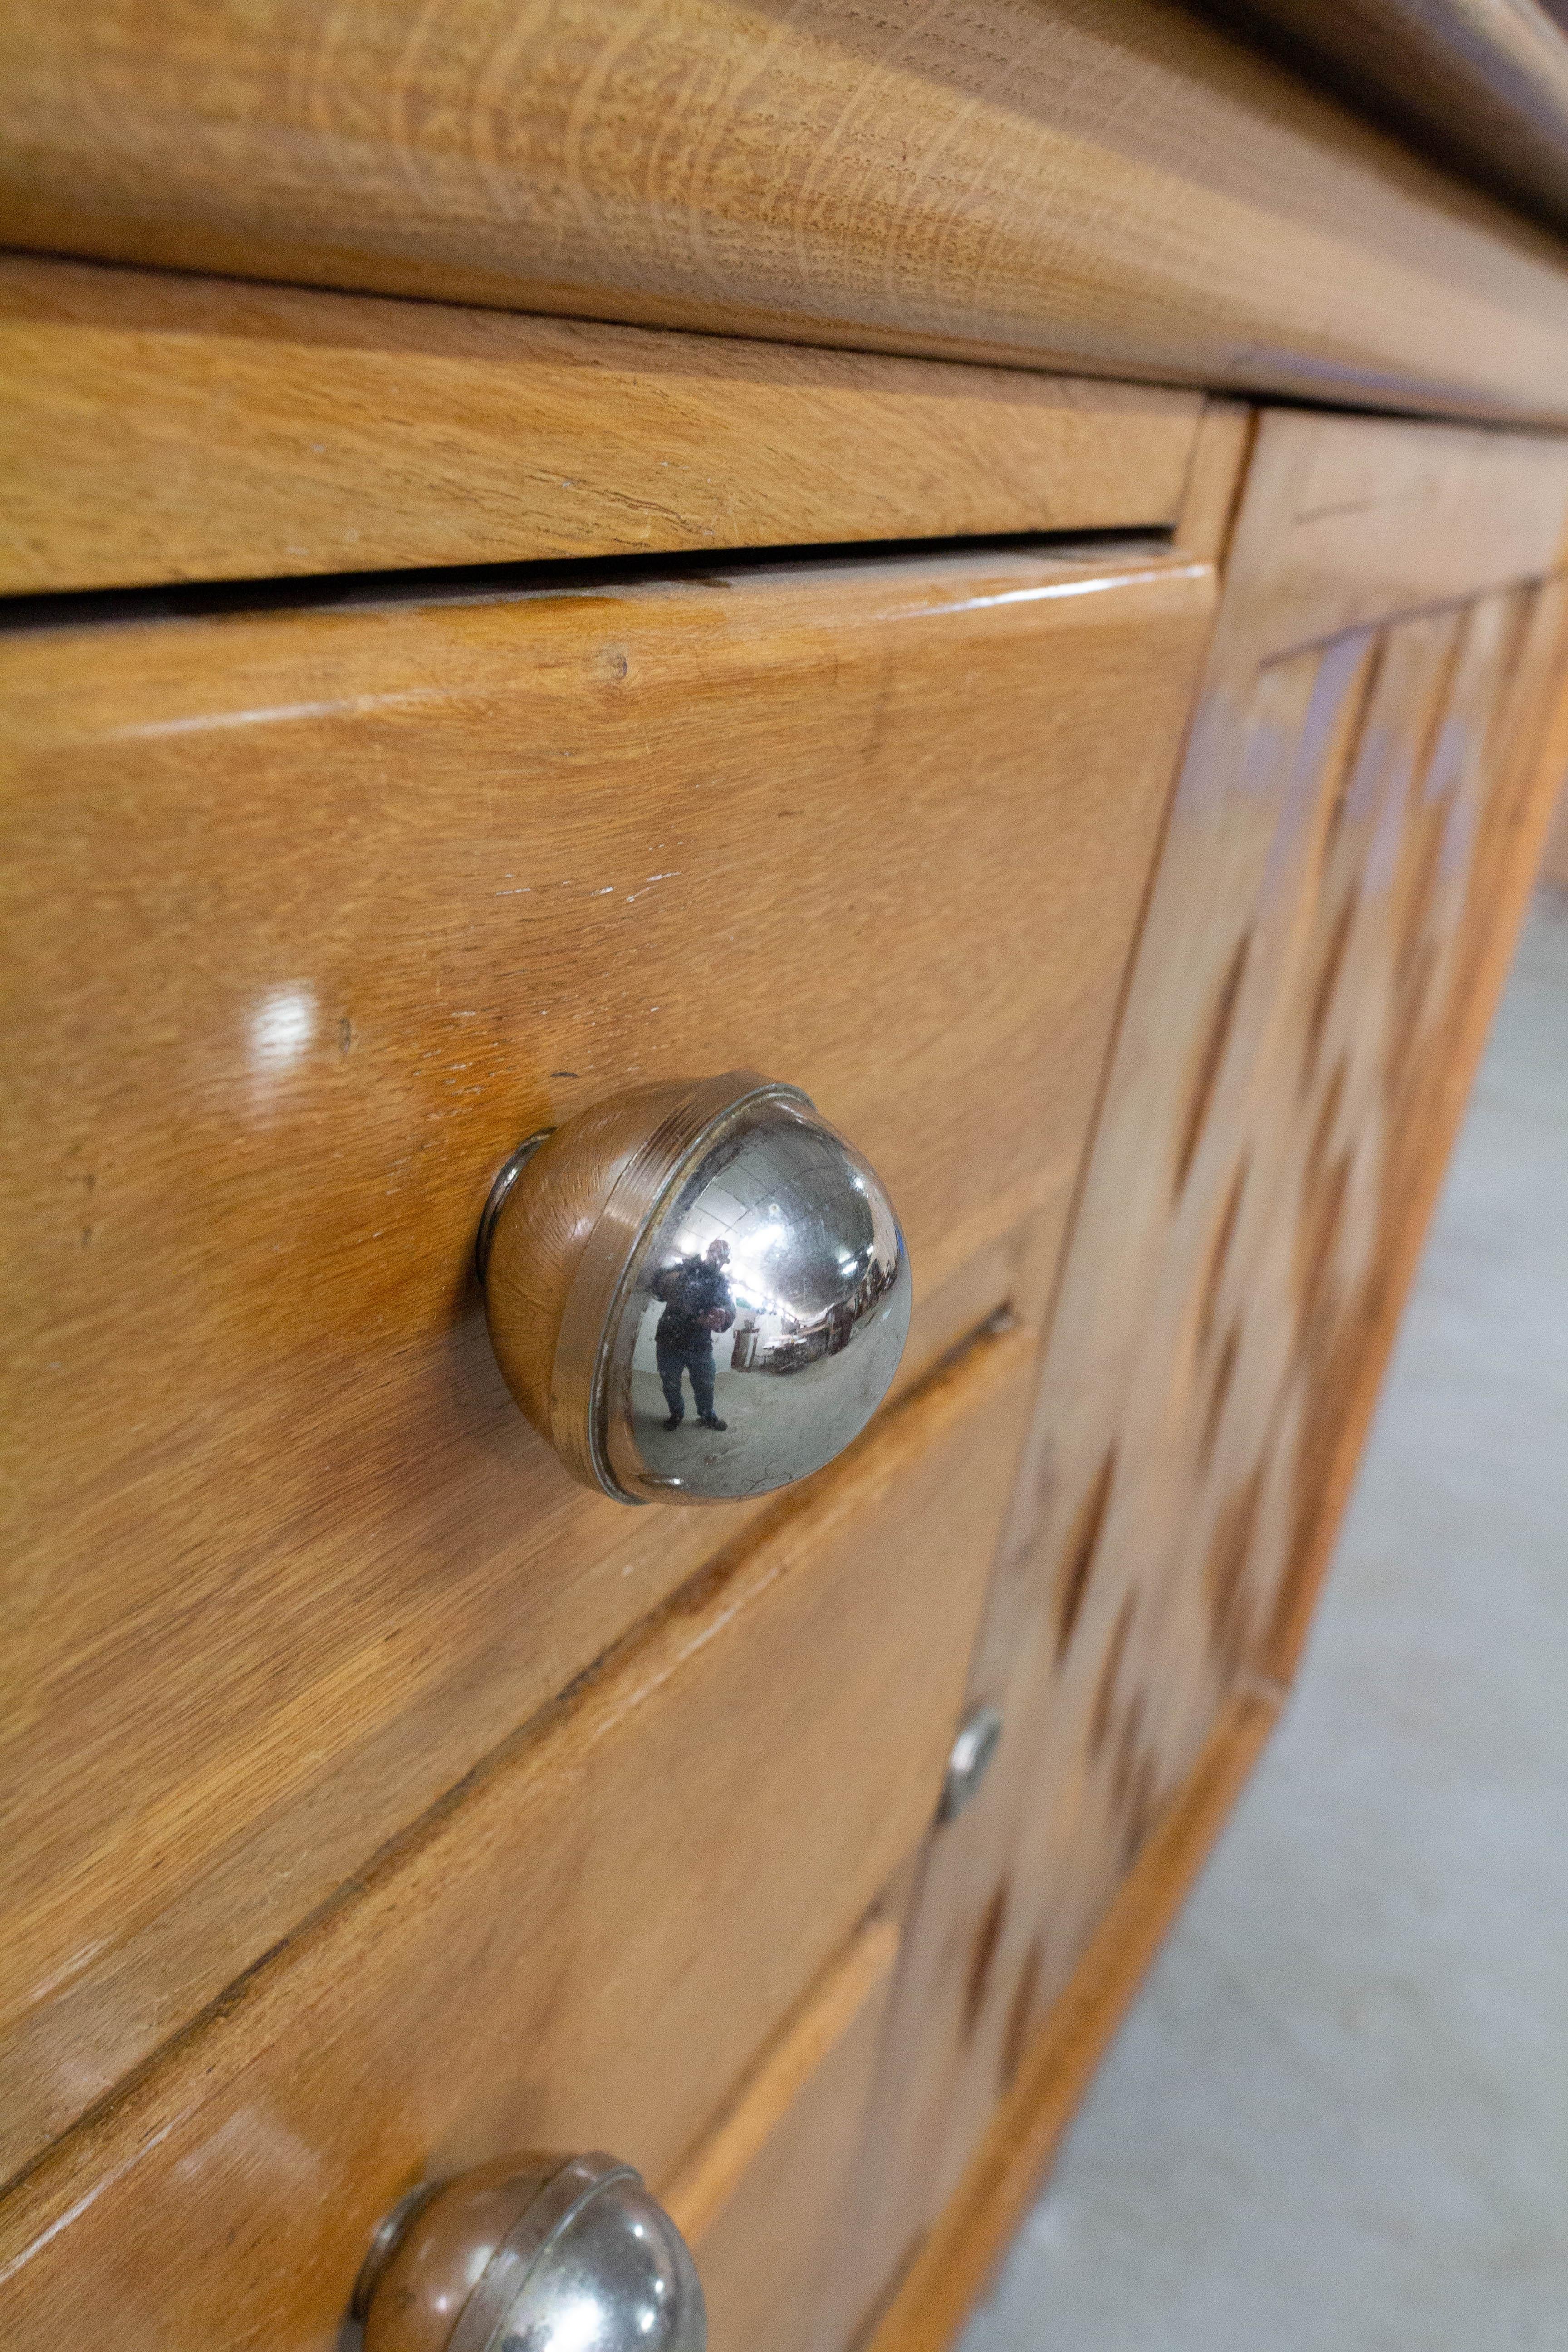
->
[960,888,1568,2352]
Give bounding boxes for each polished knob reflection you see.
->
[935,1701,1004,1823]
[478,1073,910,1505]
[353,2151,706,2352]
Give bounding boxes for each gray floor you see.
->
[960,889,1568,2352]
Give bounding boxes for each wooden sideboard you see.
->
[4,6,1568,2348]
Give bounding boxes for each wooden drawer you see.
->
[0,536,1213,2170]
[671,1911,903,2352]
[0,253,1202,595]
[0,1322,1032,2351]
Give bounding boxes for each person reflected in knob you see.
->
[652,1239,735,1432]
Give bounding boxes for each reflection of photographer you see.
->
[652,1240,735,1431]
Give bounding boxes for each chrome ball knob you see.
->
[354,2152,706,2352]
[477,1073,910,1505]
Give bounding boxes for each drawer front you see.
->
[0,1324,1032,2351]
[0,252,1202,595]
[0,540,1213,2167]
[673,1914,903,2352]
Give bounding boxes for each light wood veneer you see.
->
[0,254,1201,595]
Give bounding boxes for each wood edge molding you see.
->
[859,1684,1281,2352]
[663,1912,902,2248]
[1207,409,1568,671]
[0,252,1201,597]
[10,0,1568,425]
[1541,778,1568,888]
[1172,401,1259,570]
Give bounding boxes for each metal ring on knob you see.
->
[353,2151,706,2352]
[478,1073,910,1506]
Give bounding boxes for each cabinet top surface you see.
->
[5,0,1568,426]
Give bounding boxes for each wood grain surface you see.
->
[0,538,1212,2181]
[0,1320,1035,2352]
[0,254,1202,595]
[6,0,1568,420]
[672,1911,902,2352]
[1260,575,1568,1693]
[665,1912,902,2248]
[831,411,1568,2335]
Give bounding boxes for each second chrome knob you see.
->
[478,1073,910,1506]
[354,2151,705,2352]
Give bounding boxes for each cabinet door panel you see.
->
[0,541,1212,2174]
[838,413,1568,2342]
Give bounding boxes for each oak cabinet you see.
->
[5,10,1568,2349]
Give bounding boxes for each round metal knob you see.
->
[935,1701,1004,1823]
[477,1073,910,1505]
[353,2151,706,2352]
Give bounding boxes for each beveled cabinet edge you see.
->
[0,253,1201,597]
[1171,402,1258,569]
[662,1910,903,2249]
